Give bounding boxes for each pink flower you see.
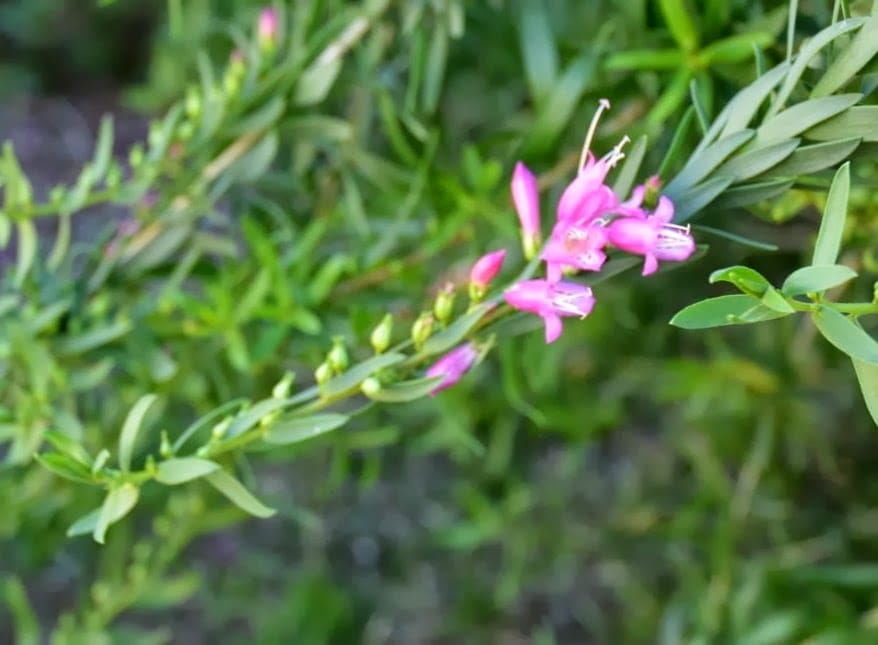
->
[469,249,506,299]
[504,279,596,344]
[426,342,479,395]
[605,195,695,276]
[541,221,609,281]
[511,162,542,259]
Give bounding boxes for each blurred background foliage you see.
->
[2,0,878,643]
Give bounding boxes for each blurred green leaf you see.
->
[264,413,349,445]
[14,219,37,287]
[517,0,558,104]
[2,577,39,645]
[119,394,158,472]
[204,469,276,518]
[811,14,878,97]
[812,162,850,266]
[363,376,445,402]
[852,359,878,428]
[804,106,878,142]
[758,138,860,177]
[812,306,878,364]
[94,483,140,544]
[754,94,862,147]
[782,265,857,296]
[155,457,220,485]
[709,265,772,296]
[421,303,493,356]
[671,294,789,329]
[659,0,699,51]
[323,352,407,398]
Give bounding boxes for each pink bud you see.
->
[469,249,506,290]
[426,342,479,395]
[258,7,278,46]
[511,162,542,258]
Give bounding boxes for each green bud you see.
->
[433,283,456,325]
[159,431,173,458]
[272,371,295,399]
[184,86,202,120]
[327,337,349,372]
[315,361,333,385]
[370,314,393,354]
[128,143,145,169]
[361,376,382,397]
[211,416,232,440]
[411,311,434,350]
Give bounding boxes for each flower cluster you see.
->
[424,100,696,393]
[504,99,695,344]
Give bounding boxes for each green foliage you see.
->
[1,0,878,643]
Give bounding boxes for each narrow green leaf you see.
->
[421,302,493,356]
[42,430,91,466]
[224,397,293,439]
[518,0,559,104]
[14,219,37,287]
[699,32,773,65]
[264,413,349,445]
[173,398,248,453]
[522,52,597,155]
[804,106,878,142]
[659,0,699,51]
[204,469,276,518]
[715,62,789,142]
[709,265,772,296]
[670,176,735,223]
[323,352,407,398]
[782,264,858,296]
[93,483,140,544]
[294,58,343,106]
[811,14,878,98]
[719,178,794,209]
[671,294,784,329]
[761,287,796,314]
[92,115,114,180]
[363,376,445,402]
[812,306,878,364]
[47,211,71,271]
[155,457,220,485]
[66,508,102,537]
[229,97,286,137]
[56,318,133,355]
[657,108,695,180]
[758,138,860,178]
[421,20,448,114]
[2,577,39,645]
[766,17,865,118]
[852,358,878,428]
[812,162,850,266]
[118,394,158,472]
[715,139,799,182]
[604,48,683,71]
[693,225,779,251]
[665,130,753,196]
[754,94,862,147]
[34,453,95,484]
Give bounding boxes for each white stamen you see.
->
[553,291,592,318]
[601,135,630,169]
[579,98,611,172]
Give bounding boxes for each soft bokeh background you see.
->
[3,1,878,643]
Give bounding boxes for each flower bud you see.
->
[257,7,279,51]
[315,361,333,385]
[468,249,506,301]
[184,86,201,120]
[159,431,173,458]
[272,371,295,399]
[361,376,382,397]
[426,342,479,395]
[370,314,393,354]
[433,283,456,325]
[411,312,434,350]
[643,175,662,210]
[327,337,349,372]
[511,162,542,260]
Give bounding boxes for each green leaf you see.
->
[93,483,140,544]
[754,94,862,147]
[612,134,647,198]
[42,430,91,466]
[720,178,794,209]
[422,19,448,114]
[421,302,493,356]
[714,139,799,182]
[804,106,878,142]
[224,397,293,439]
[766,17,865,118]
[66,507,101,537]
[761,287,795,314]
[852,358,878,428]
[604,48,682,71]
[34,453,95,484]
[757,138,860,178]
[204,469,276,518]
[173,398,248,453]
[2,577,39,645]
[715,62,789,142]
[693,225,779,251]
[811,14,878,98]
[812,306,878,364]
[709,265,772,296]
[812,162,850,266]
[665,130,752,196]
[659,0,699,51]
[155,457,220,485]
[671,176,735,222]
[14,219,37,287]
[522,51,597,155]
[657,108,695,180]
[323,352,407,398]
[363,376,445,402]
[263,413,349,445]
[228,97,286,137]
[517,0,558,104]
[782,265,858,296]
[91,115,114,180]
[56,318,133,355]
[699,32,773,65]
[119,394,158,472]
[670,294,788,329]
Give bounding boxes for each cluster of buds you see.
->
[423,100,697,393]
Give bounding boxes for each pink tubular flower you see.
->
[511,162,542,259]
[541,221,609,281]
[504,279,596,344]
[605,195,695,276]
[469,249,506,300]
[426,342,479,395]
